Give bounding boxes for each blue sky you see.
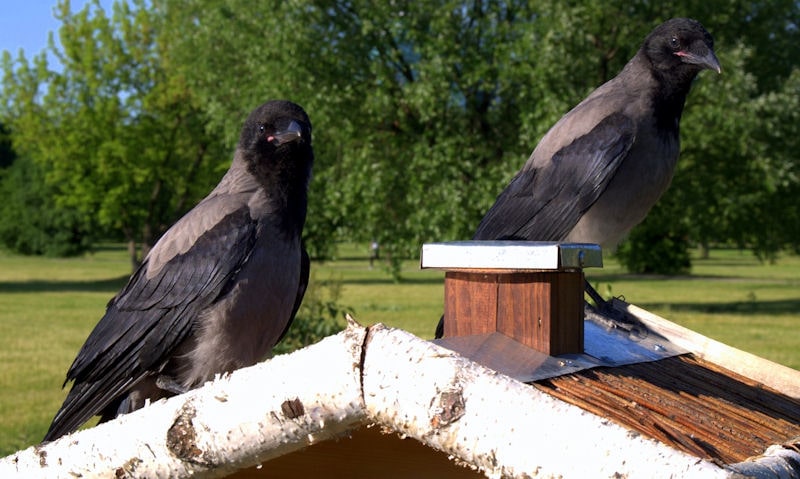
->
[0,1,114,62]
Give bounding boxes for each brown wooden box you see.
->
[442,270,585,355]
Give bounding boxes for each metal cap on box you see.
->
[421,241,603,271]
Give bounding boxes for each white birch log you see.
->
[0,325,367,479]
[2,317,796,478]
[727,445,800,479]
[361,323,729,479]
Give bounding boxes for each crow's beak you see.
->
[268,120,306,146]
[677,48,722,74]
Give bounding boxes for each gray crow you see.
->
[44,100,313,441]
[436,18,720,338]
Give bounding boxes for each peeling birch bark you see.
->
[728,445,800,479]
[0,326,367,479]
[361,324,729,479]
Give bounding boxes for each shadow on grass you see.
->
[587,273,764,283]
[1,273,443,292]
[637,298,800,315]
[340,276,443,286]
[0,276,129,294]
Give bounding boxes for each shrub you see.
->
[0,157,93,256]
[616,208,692,276]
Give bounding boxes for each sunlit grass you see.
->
[0,243,798,455]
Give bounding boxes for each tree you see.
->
[166,0,567,271]
[163,0,799,275]
[3,0,798,272]
[619,4,800,266]
[0,156,93,256]
[745,69,800,257]
[1,0,224,268]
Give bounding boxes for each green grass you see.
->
[1,243,798,456]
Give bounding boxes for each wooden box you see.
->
[422,242,601,356]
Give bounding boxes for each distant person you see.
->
[370,240,380,268]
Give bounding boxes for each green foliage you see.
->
[2,0,799,273]
[746,69,800,258]
[162,0,800,276]
[166,1,547,267]
[615,201,692,275]
[0,0,224,265]
[0,156,93,256]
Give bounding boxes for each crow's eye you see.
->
[259,124,266,133]
[669,36,680,50]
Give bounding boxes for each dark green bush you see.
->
[615,207,692,276]
[0,157,93,256]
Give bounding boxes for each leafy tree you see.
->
[167,1,560,272]
[0,155,93,256]
[619,5,800,267]
[163,0,797,276]
[745,69,800,257]
[1,1,353,354]
[3,0,798,275]
[622,43,764,266]
[0,0,224,268]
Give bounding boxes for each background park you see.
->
[0,0,798,456]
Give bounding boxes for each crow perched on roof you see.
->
[436,18,720,338]
[44,100,314,441]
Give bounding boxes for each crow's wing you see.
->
[473,112,635,241]
[45,204,259,440]
[275,247,309,344]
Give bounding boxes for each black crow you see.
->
[436,18,720,338]
[44,100,313,441]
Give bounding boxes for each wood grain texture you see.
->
[443,271,584,355]
[443,271,498,337]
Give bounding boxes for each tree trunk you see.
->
[699,242,710,259]
[127,239,139,273]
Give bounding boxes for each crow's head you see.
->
[644,18,721,81]
[239,100,313,192]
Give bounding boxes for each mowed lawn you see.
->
[1,243,798,455]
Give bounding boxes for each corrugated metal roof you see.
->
[532,353,800,464]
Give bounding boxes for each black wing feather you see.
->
[44,206,258,441]
[276,246,310,344]
[474,112,635,241]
